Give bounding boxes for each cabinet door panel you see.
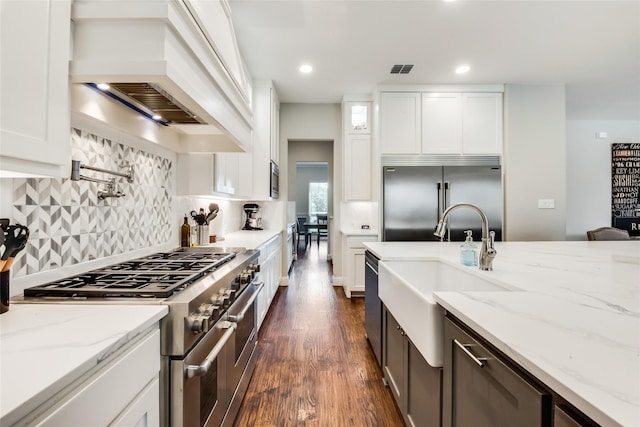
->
[380,93,421,154]
[444,319,550,427]
[0,0,71,176]
[407,340,442,427]
[554,404,596,427]
[421,93,462,154]
[462,93,502,154]
[383,309,405,404]
[344,134,372,201]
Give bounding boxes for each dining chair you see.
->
[586,227,630,241]
[316,214,328,246]
[296,217,311,249]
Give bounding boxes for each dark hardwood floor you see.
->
[234,241,404,426]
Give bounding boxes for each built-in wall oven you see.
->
[16,247,262,427]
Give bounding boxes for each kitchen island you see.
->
[365,241,640,427]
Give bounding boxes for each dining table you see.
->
[302,221,328,247]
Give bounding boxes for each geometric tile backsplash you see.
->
[11,128,173,277]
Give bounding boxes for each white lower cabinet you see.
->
[32,329,160,427]
[342,235,377,298]
[286,224,295,271]
[257,235,282,330]
[109,378,159,427]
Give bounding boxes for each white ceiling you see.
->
[229,0,640,120]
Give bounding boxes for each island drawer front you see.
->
[443,318,552,427]
[33,329,160,426]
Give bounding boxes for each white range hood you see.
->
[70,0,253,153]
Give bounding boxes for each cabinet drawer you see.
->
[346,235,377,249]
[443,318,551,427]
[34,329,160,426]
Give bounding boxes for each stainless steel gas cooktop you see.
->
[23,251,236,299]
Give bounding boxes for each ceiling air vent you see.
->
[390,64,414,74]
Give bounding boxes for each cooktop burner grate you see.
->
[23,251,237,299]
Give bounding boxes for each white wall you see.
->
[566,120,640,240]
[279,103,342,273]
[504,85,567,241]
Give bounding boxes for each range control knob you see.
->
[210,295,224,306]
[249,263,260,273]
[218,291,230,308]
[187,315,206,333]
[239,271,252,284]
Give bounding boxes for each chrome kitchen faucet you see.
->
[434,203,497,271]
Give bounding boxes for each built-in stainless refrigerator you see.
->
[382,165,502,242]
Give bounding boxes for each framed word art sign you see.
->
[611,143,640,236]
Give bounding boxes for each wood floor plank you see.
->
[234,242,404,427]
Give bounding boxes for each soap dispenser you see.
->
[460,230,479,267]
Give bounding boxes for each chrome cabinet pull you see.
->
[454,339,487,368]
[228,282,264,323]
[185,321,236,378]
[365,261,378,275]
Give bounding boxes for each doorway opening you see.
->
[288,140,333,263]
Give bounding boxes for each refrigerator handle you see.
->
[444,181,450,209]
[437,181,443,220]
[444,181,451,241]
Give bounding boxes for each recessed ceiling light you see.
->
[455,65,470,74]
[152,114,162,121]
[96,83,110,90]
[299,64,313,74]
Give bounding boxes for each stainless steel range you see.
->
[19,247,263,427]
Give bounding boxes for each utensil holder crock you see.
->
[196,225,209,246]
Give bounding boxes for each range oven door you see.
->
[171,321,236,427]
[227,281,263,398]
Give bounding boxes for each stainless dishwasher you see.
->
[364,250,382,367]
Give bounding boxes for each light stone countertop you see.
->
[340,228,379,237]
[364,240,640,427]
[0,304,168,426]
[203,229,282,250]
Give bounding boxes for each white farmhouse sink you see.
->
[379,260,519,368]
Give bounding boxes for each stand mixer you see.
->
[242,203,263,230]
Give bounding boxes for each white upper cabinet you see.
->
[462,92,503,154]
[346,102,372,134]
[343,100,372,201]
[344,134,372,201]
[252,81,280,200]
[270,89,281,165]
[0,0,71,177]
[177,153,251,198]
[421,93,463,153]
[380,88,503,156]
[379,93,421,154]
